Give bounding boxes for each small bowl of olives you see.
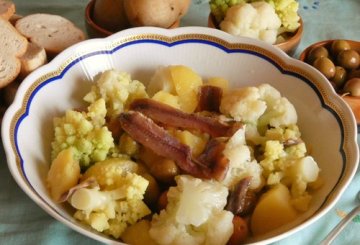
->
[300,39,360,125]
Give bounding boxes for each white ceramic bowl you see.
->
[2,27,359,244]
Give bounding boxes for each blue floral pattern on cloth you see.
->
[303,0,320,10]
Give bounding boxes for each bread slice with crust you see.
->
[15,13,86,57]
[19,42,47,79]
[0,0,15,20]
[0,18,28,88]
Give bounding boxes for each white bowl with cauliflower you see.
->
[1,27,359,245]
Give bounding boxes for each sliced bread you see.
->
[15,13,86,56]
[19,42,47,78]
[0,0,15,20]
[0,18,28,88]
[0,54,20,88]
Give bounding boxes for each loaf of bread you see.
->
[15,13,86,57]
[0,0,15,20]
[0,17,28,88]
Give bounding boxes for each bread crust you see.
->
[19,42,47,79]
[0,18,28,88]
[0,0,15,21]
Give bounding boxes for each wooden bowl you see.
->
[299,40,360,126]
[85,0,180,38]
[208,14,303,56]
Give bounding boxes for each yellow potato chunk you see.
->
[81,158,138,190]
[152,90,181,109]
[251,184,298,236]
[174,130,208,157]
[169,65,203,112]
[47,147,80,201]
[206,77,229,93]
[121,220,158,245]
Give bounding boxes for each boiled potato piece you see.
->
[139,172,160,207]
[121,220,158,245]
[169,65,203,112]
[124,0,190,28]
[47,147,80,201]
[174,130,208,157]
[152,90,181,109]
[251,184,298,235]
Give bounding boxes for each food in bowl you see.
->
[1,27,358,245]
[86,0,190,38]
[208,0,301,46]
[302,40,359,91]
[46,65,322,244]
[299,39,360,124]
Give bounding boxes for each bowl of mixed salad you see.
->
[1,27,358,245]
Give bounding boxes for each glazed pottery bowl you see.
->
[299,39,360,127]
[208,13,303,56]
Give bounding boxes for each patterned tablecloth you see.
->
[1,0,359,244]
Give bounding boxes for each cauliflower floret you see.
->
[84,69,148,117]
[287,156,320,194]
[222,127,264,189]
[51,99,114,168]
[263,140,285,161]
[147,66,176,97]
[209,0,300,34]
[220,86,267,124]
[264,124,300,142]
[81,157,139,190]
[260,140,287,177]
[258,131,321,212]
[220,2,281,44]
[221,84,297,130]
[73,197,150,238]
[257,83,297,128]
[149,175,234,245]
[285,142,307,158]
[70,158,151,238]
[267,0,300,32]
[209,0,243,24]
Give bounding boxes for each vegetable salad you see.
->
[47,65,322,244]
